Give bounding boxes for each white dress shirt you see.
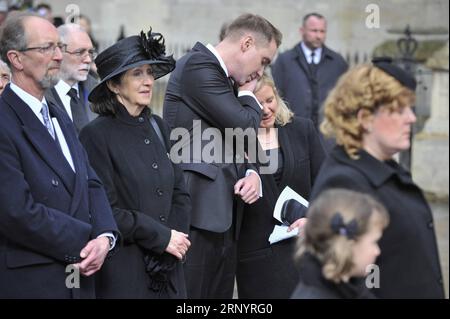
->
[54,80,80,121]
[301,42,322,64]
[10,82,75,172]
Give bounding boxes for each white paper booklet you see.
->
[273,186,309,223]
[268,186,309,244]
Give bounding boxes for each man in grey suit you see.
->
[164,13,282,299]
[46,23,97,134]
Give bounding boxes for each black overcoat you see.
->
[80,106,191,298]
[310,146,445,299]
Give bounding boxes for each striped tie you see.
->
[41,102,55,139]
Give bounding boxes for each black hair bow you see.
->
[330,213,358,239]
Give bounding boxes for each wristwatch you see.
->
[107,236,114,249]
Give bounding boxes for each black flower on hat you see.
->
[140,28,166,59]
[88,27,176,103]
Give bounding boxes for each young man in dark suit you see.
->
[164,13,282,298]
[0,12,117,299]
[45,23,98,134]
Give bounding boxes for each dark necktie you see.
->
[67,88,89,133]
[309,50,318,76]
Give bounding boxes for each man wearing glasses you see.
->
[46,23,98,134]
[0,13,118,298]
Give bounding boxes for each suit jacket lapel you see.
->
[295,44,313,77]
[48,101,86,215]
[78,81,92,121]
[2,88,76,195]
[193,42,231,87]
[81,75,99,122]
[46,87,67,116]
[277,125,295,191]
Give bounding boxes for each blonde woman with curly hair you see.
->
[310,58,445,298]
[236,73,326,298]
[292,188,389,299]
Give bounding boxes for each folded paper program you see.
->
[268,186,309,244]
[269,225,299,244]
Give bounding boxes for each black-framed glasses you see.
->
[19,43,65,55]
[63,47,98,60]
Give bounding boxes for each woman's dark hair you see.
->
[90,74,123,116]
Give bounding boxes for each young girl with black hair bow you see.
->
[291,189,389,299]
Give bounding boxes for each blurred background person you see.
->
[74,14,99,78]
[236,73,326,299]
[35,3,63,27]
[271,12,348,151]
[35,3,52,23]
[76,14,99,51]
[0,59,10,94]
[292,189,389,299]
[310,58,445,298]
[0,0,8,26]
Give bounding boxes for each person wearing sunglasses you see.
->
[45,23,98,134]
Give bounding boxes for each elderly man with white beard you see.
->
[46,23,98,134]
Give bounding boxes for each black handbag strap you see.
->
[149,116,168,152]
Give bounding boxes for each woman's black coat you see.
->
[236,117,326,298]
[310,146,445,299]
[79,106,191,298]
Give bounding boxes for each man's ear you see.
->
[241,35,254,52]
[6,51,24,71]
[357,108,374,132]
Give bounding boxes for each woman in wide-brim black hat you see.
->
[79,28,191,299]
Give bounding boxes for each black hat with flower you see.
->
[88,28,176,103]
